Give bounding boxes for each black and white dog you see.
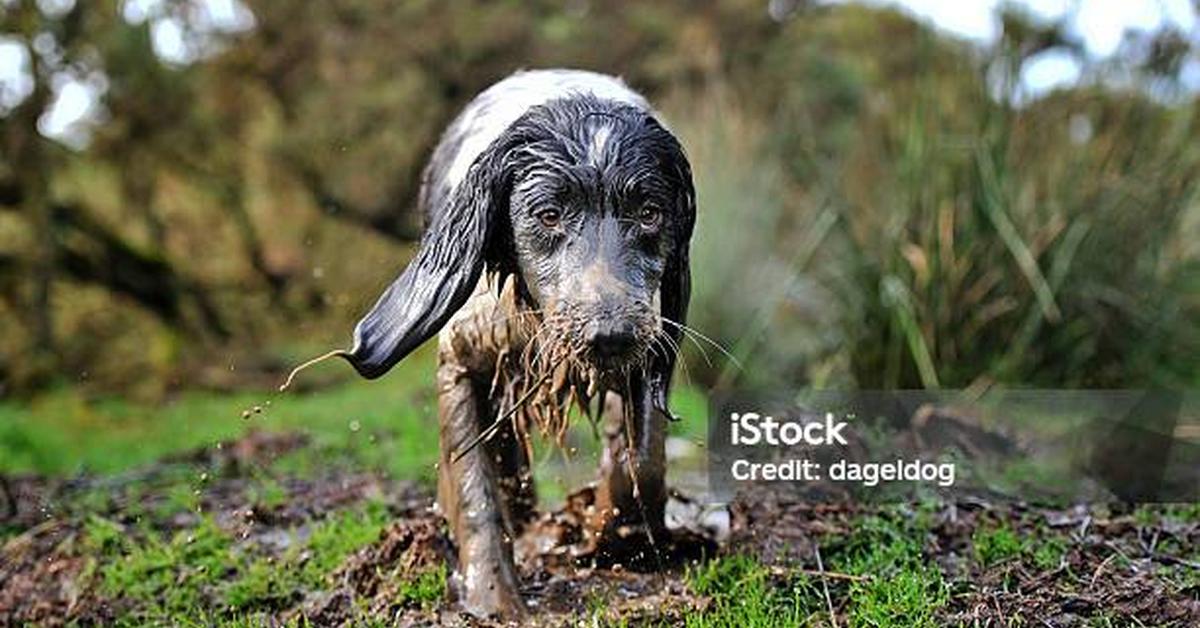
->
[338,69,695,619]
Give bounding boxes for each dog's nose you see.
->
[585,320,637,361]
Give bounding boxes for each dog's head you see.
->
[342,95,694,399]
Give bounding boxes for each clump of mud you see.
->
[292,517,453,626]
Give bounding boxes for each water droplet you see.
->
[349,420,361,432]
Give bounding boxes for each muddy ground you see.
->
[2,430,1199,626]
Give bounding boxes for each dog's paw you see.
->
[448,566,527,622]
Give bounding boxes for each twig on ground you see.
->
[814,544,840,628]
[1148,553,1200,570]
[1090,552,1116,588]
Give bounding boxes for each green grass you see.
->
[685,555,821,627]
[297,501,392,587]
[827,511,949,627]
[80,500,398,624]
[973,520,1068,571]
[678,507,952,627]
[0,346,440,479]
[0,342,712,493]
[972,524,1024,567]
[395,564,447,608]
[92,515,234,620]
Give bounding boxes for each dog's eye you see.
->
[537,209,562,228]
[637,205,662,229]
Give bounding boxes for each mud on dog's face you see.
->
[504,105,693,373]
[341,96,694,389]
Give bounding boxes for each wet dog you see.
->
[338,69,695,619]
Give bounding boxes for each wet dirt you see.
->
[3,430,1199,626]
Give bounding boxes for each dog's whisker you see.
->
[653,327,682,361]
[659,317,742,371]
[656,317,711,367]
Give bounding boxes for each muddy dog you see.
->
[336,69,694,619]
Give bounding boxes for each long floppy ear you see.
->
[649,153,696,415]
[340,148,510,379]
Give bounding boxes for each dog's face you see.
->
[503,105,690,373]
[341,96,694,401]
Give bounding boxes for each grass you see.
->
[677,507,954,627]
[1,341,712,485]
[972,524,1025,567]
[0,345,710,623]
[91,515,234,620]
[0,345,441,479]
[394,564,447,608]
[79,500,398,625]
[973,518,1069,571]
[3,346,1193,625]
[6,386,1196,625]
[672,14,1200,392]
[829,513,949,627]
[685,555,821,627]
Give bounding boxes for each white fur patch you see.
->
[586,125,613,167]
[443,69,649,191]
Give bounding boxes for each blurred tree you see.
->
[0,0,1196,394]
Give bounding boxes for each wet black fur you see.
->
[343,94,695,408]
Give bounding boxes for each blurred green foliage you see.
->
[0,344,439,475]
[0,1,1197,398]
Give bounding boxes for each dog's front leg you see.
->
[592,381,668,554]
[436,348,525,620]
